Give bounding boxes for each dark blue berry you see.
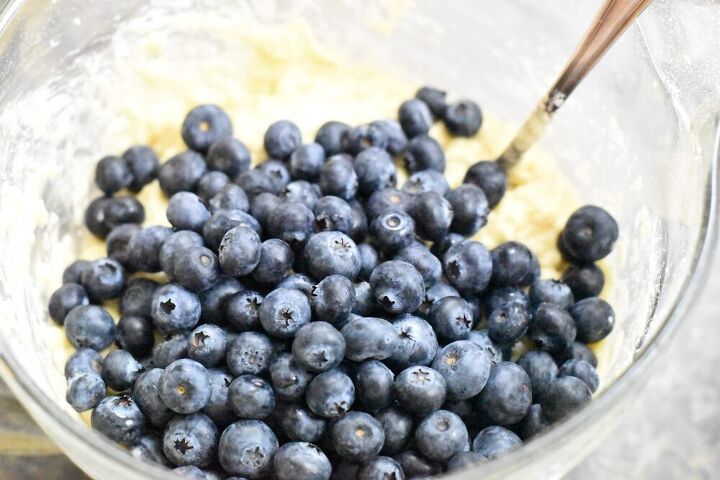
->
[443,240,493,295]
[202,369,234,427]
[541,376,592,421]
[407,191,453,242]
[159,231,204,280]
[114,313,153,360]
[251,239,294,286]
[558,359,599,393]
[402,169,450,196]
[107,223,141,267]
[122,145,159,191]
[415,86,447,118]
[330,411,384,462]
[104,196,146,233]
[64,305,116,351]
[281,180,321,209]
[151,283,202,334]
[555,341,597,367]
[559,206,619,263]
[529,303,577,354]
[354,147,397,196]
[370,260,425,315]
[158,151,208,196]
[226,331,273,376]
[352,281,381,317]
[488,302,530,345]
[259,288,311,338]
[312,196,354,234]
[229,375,276,419]
[342,123,388,154]
[267,202,316,249]
[306,368,355,419]
[303,232,361,281]
[81,257,125,300]
[274,442,332,480]
[569,297,615,343]
[389,315,438,369]
[84,197,112,238]
[370,210,415,255]
[292,321,346,372]
[376,406,413,455]
[49,283,89,325]
[207,137,251,178]
[443,100,482,137]
[399,99,433,138]
[490,241,535,287]
[517,350,558,400]
[395,244,441,288]
[256,159,291,192]
[249,192,282,230]
[270,353,313,401]
[226,290,263,332]
[128,226,173,273]
[394,366,446,416]
[415,410,468,462]
[163,413,218,467]
[475,361,532,425]
[65,348,103,379]
[181,104,233,153]
[159,359,211,414]
[485,286,529,313]
[318,154,358,200]
[218,420,279,477]
[395,450,442,478]
[207,185,249,216]
[166,192,211,232]
[463,160,507,208]
[264,120,302,159]
[354,360,395,412]
[518,403,549,440]
[151,333,190,368]
[349,199,369,242]
[446,184,489,235]
[202,208,261,251]
[96,155,132,194]
[370,119,408,154]
[357,456,404,480]
[66,373,105,412]
[340,316,398,362]
[102,349,143,391]
[188,324,228,368]
[199,276,244,325]
[315,121,350,156]
[91,395,146,444]
[129,434,169,466]
[417,282,459,317]
[278,273,314,296]
[236,169,278,198]
[403,134,445,173]
[277,403,326,443]
[562,263,605,300]
[472,426,521,459]
[310,274,356,324]
[63,260,91,285]
[465,330,503,365]
[358,243,380,281]
[429,296,474,341]
[290,143,326,181]
[196,171,231,202]
[433,340,492,400]
[218,225,262,277]
[366,188,410,220]
[430,232,464,259]
[529,279,574,310]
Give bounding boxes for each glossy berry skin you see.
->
[200,171,232,203]
[354,360,395,412]
[490,241,535,287]
[274,442,332,480]
[49,283,89,325]
[444,100,482,137]
[389,315,438,369]
[181,104,233,153]
[365,188,409,221]
[569,297,615,343]
[446,184,489,235]
[218,420,279,478]
[226,332,274,376]
[228,375,276,419]
[226,290,263,332]
[91,395,146,444]
[249,192,282,230]
[375,406,413,455]
[207,137,251,178]
[353,281,381,317]
[357,456,405,480]
[172,246,221,293]
[152,333,190,368]
[251,239,294,286]
[416,86,447,118]
[236,169,278,199]
[315,121,350,156]
[218,225,261,277]
[163,413,218,467]
[370,119,408,154]
[529,303,577,354]
[310,275,356,327]
[560,206,618,263]
[395,244,442,288]
[159,359,212,414]
[277,403,326,443]
[370,261,425,316]
[303,232,361,281]
[81,257,125,301]
[84,197,112,238]
[292,321,346,372]
[187,324,228,368]
[201,369,234,427]
[289,143,325,181]
[116,315,155,360]
[432,340,492,400]
[429,296,474,342]
[349,199,370,241]
[488,302,530,345]
[102,349,143,392]
[198,276,244,325]
[394,366,447,416]
[472,426,522,460]
[66,373,105,412]
[430,233,464,261]
[403,134,445,173]
[518,403,550,440]
[258,288,311,339]
[559,359,599,393]
[159,231,204,280]
[203,209,261,251]
[475,361,532,425]
[62,260,91,285]
[402,169,451,197]
[118,277,157,318]
[465,330,503,365]
[517,350,559,400]
[370,210,415,255]
[485,286,529,313]
[415,410,469,462]
[399,99,433,138]
[64,305,116,351]
[318,154,358,200]
[268,203,315,250]
[358,244,380,281]
[306,368,355,419]
[122,145,159,191]
[330,411,385,462]
[207,185,249,215]
[354,147,397,197]
[556,341,598,368]
[158,151,208,196]
[562,264,605,301]
[395,450,442,478]
[541,376,592,422]
[95,155,132,194]
[417,281,459,317]
[127,226,173,273]
[529,279,574,310]
[281,180,321,210]
[407,191,453,242]
[270,353,313,401]
[132,368,173,427]
[463,160,507,208]
[313,196,354,234]
[264,120,302,159]
[342,123,389,155]
[341,316,399,362]
[151,284,201,334]
[65,348,103,379]
[443,241,493,295]
[128,434,169,466]
[166,192,211,232]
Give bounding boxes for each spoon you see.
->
[497,0,655,169]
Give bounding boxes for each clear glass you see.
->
[0,0,717,479]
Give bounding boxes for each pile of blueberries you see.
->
[48,86,619,480]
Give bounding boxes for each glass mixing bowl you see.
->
[0,0,718,479]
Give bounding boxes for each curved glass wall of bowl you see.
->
[0,1,717,479]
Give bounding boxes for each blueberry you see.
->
[181,104,233,152]
[489,241,535,288]
[256,159,292,192]
[389,315,438,369]
[475,361,532,425]
[370,210,415,255]
[563,263,605,299]
[196,171,231,203]
[66,373,105,412]
[399,99,433,138]
[226,331,273,376]
[394,450,442,478]
[158,359,211,414]
[128,226,173,273]
[312,196,353,234]
[443,240,493,295]
[415,410,468,462]
[446,184,489,235]
[340,316,399,362]
[447,451,487,472]
[318,154,359,200]
[432,340,491,400]
[81,257,125,300]
[218,420,279,479]
[555,341,598,368]
[91,395,146,444]
[465,330,503,365]
[277,403,326,443]
[160,231,205,280]
[202,369,234,427]
[151,284,201,334]
[303,232,361,281]
[263,120,302,159]
[394,366,446,416]
[227,375,276,420]
[430,232,464,259]
[49,283,89,325]
[529,303,577,354]
[249,192,282,230]
[354,360,395,412]
[258,288,311,338]
[199,276,244,325]
[415,86,447,118]
[349,199,370,242]
[518,403,549,440]
[84,197,112,238]
[226,290,263,332]
[65,305,116,351]
[529,279,574,310]
[406,191,453,242]
[306,368,355,419]
[281,180,321,209]
[471,426,522,459]
[374,406,413,455]
[358,244,380,281]
[463,160,507,208]
[309,276,355,327]
[403,135,445,173]
[101,349,143,391]
[330,411,384,462]
[163,413,218,467]
[152,333,190,368]
[105,195,146,232]
[560,206,619,263]
[187,324,228,368]
[172,246,221,293]
[268,202,315,249]
[251,239,294,286]
[353,147,397,196]
[315,121,350,156]
[541,376,592,422]
[366,188,409,220]
[203,208,261,251]
[129,434,169,466]
[558,359,599,393]
[106,223,141,267]
[172,466,220,479]
[236,169,278,198]
[569,297,615,343]
[402,169,450,197]
[268,353,311,402]
[342,123,389,154]
[158,151,208,196]
[485,286,529,313]
[353,281,381,317]
[443,100,482,137]
[207,137,251,178]
[289,143,325,181]
[95,155,132,194]
[429,296,474,341]
[516,350,558,401]
[218,225,262,277]
[206,186,247,215]
[63,260,91,285]
[488,302,530,345]
[132,368,173,427]
[292,321,346,373]
[417,282,459,317]
[122,145,159,191]
[370,260,425,315]
[357,456,404,480]
[65,348,103,379]
[273,442,331,480]
[370,119,408,154]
